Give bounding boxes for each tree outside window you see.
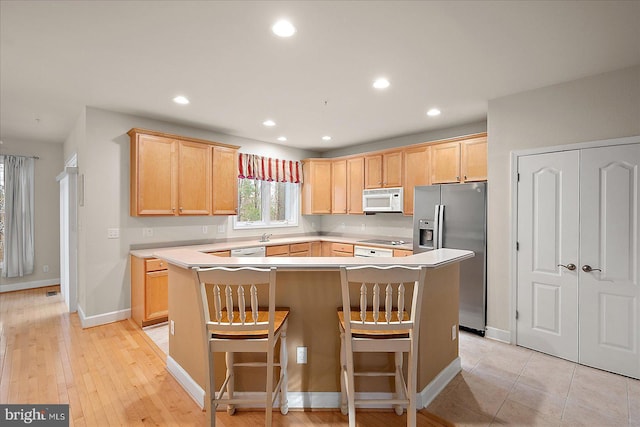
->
[235,178,298,229]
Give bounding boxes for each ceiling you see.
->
[1,1,639,152]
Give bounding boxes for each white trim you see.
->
[166,355,459,411]
[77,305,131,329]
[167,355,205,408]
[417,356,461,408]
[509,135,640,349]
[485,327,512,344]
[0,278,60,293]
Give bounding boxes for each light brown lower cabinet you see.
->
[131,256,168,327]
[393,249,413,257]
[266,245,290,257]
[208,251,231,257]
[322,242,354,257]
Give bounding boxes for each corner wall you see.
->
[487,64,640,333]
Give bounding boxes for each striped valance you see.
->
[238,153,303,184]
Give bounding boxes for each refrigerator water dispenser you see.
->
[418,219,434,250]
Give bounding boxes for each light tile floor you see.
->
[428,331,640,426]
[144,324,639,426]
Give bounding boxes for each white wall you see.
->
[0,139,64,291]
[67,107,320,318]
[487,64,640,333]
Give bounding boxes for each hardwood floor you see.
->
[0,286,450,426]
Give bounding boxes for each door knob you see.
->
[582,265,601,273]
[558,263,576,271]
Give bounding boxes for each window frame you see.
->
[233,178,299,230]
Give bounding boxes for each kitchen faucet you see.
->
[260,233,272,242]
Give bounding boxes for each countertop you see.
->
[129,234,413,259]
[154,247,473,270]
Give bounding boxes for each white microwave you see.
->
[362,187,403,213]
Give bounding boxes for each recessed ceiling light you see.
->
[427,108,441,117]
[322,136,332,141]
[272,19,296,37]
[277,136,287,142]
[263,120,276,127]
[173,95,189,105]
[373,78,390,89]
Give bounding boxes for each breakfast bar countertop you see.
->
[154,247,474,270]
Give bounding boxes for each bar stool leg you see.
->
[280,321,289,415]
[339,327,348,415]
[208,348,216,427]
[394,351,404,416]
[265,346,274,427]
[226,352,235,415]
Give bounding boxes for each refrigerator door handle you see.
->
[432,205,440,250]
[437,204,444,249]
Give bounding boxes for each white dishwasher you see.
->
[230,246,266,257]
[353,245,393,258]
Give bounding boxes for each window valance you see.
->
[238,153,303,184]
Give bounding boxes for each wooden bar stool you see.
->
[338,265,427,427]
[194,266,289,427]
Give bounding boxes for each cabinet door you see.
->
[266,245,290,256]
[461,137,487,182]
[178,141,212,215]
[332,159,347,214]
[212,146,238,215]
[383,150,403,187]
[393,249,413,257]
[346,157,364,214]
[302,160,332,214]
[133,134,177,215]
[403,146,430,215]
[431,142,461,184]
[145,270,168,321]
[364,154,383,189]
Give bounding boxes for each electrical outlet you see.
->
[43,265,49,273]
[202,226,208,234]
[217,224,226,233]
[360,223,366,231]
[170,320,175,336]
[340,223,346,230]
[311,222,316,230]
[296,346,307,364]
[107,228,120,239]
[451,324,457,341]
[143,228,153,237]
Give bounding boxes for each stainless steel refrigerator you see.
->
[413,182,487,335]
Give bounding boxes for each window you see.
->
[234,178,299,229]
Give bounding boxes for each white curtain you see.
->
[2,155,35,278]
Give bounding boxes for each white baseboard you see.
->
[417,356,461,408]
[166,355,459,411]
[167,355,206,408]
[77,304,131,329]
[0,278,60,293]
[485,326,512,344]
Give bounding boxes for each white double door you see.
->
[517,143,639,379]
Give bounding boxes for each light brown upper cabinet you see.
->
[177,140,212,215]
[460,136,488,182]
[431,135,487,184]
[403,145,431,215]
[211,146,238,215]
[364,150,403,189]
[129,128,239,216]
[332,159,347,214]
[302,159,332,214]
[346,156,364,214]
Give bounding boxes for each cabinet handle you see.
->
[179,207,183,212]
[464,175,467,180]
[456,176,460,181]
[172,207,175,213]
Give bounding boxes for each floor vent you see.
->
[46,291,58,297]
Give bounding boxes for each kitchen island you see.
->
[154,247,473,410]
